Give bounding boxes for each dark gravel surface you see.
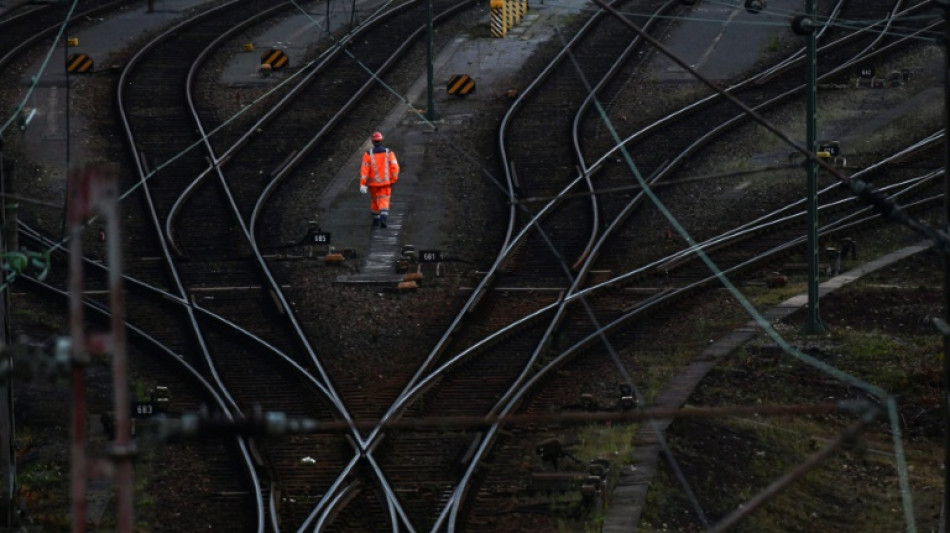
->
[3,5,947,532]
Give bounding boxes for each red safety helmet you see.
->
[371,131,384,142]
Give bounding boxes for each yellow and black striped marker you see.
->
[66,53,94,73]
[447,74,475,96]
[260,49,288,70]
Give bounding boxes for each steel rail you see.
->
[0,0,135,71]
[14,269,268,531]
[556,9,924,290]
[115,2,294,530]
[429,0,690,527]
[436,162,941,529]
[246,0,472,231]
[19,213,355,533]
[182,1,476,529]
[167,0,411,251]
[164,0,303,257]
[654,133,945,273]
[0,2,42,25]
[182,0,352,411]
[437,0,935,526]
[569,0,685,270]
[583,0,933,183]
[240,3,478,529]
[372,157,940,406]
[560,1,935,289]
[17,221,339,399]
[442,0,844,523]
[638,18,942,199]
[365,0,650,441]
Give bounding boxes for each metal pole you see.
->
[803,0,825,334]
[425,0,439,121]
[61,25,72,241]
[102,174,133,532]
[937,3,950,531]
[68,169,87,533]
[0,139,13,530]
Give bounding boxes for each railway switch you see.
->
[765,271,788,288]
[581,459,610,507]
[744,0,765,14]
[588,459,609,478]
[825,246,841,276]
[536,438,581,470]
[840,237,856,260]
[536,438,563,469]
[580,393,597,412]
[152,386,170,411]
[818,140,840,157]
[619,383,636,410]
[580,479,599,501]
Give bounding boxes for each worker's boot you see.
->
[372,216,380,228]
[379,214,388,228]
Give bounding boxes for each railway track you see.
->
[374,0,945,529]
[0,0,139,71]
[1,0,944,530]
[114,0,483,530]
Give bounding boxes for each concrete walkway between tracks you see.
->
[324,0,801,284]
[602,241,933,532]
[16,0,215,172]
[323,1,588,285]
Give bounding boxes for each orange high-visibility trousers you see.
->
[369,185,392,218]
[361,147,399,225]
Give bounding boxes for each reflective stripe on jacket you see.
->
[360,148,399,187]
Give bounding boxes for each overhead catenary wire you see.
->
[0,2,937,530]
[552,22,714,526]
[154,399,874,436]
[593,0,950,254]
[589,0,920,530]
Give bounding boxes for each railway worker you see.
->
[359,131,400,228]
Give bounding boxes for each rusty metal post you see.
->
[103,173,132,533]
[67,168,88,533]
[67,166,131,532]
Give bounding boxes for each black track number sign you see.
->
[310,231,331,245]
[419,250,443,263]
[132,401,158,418]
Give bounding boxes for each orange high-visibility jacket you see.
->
[360,148,399,188]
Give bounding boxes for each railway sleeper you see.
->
[528,471,608,511]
